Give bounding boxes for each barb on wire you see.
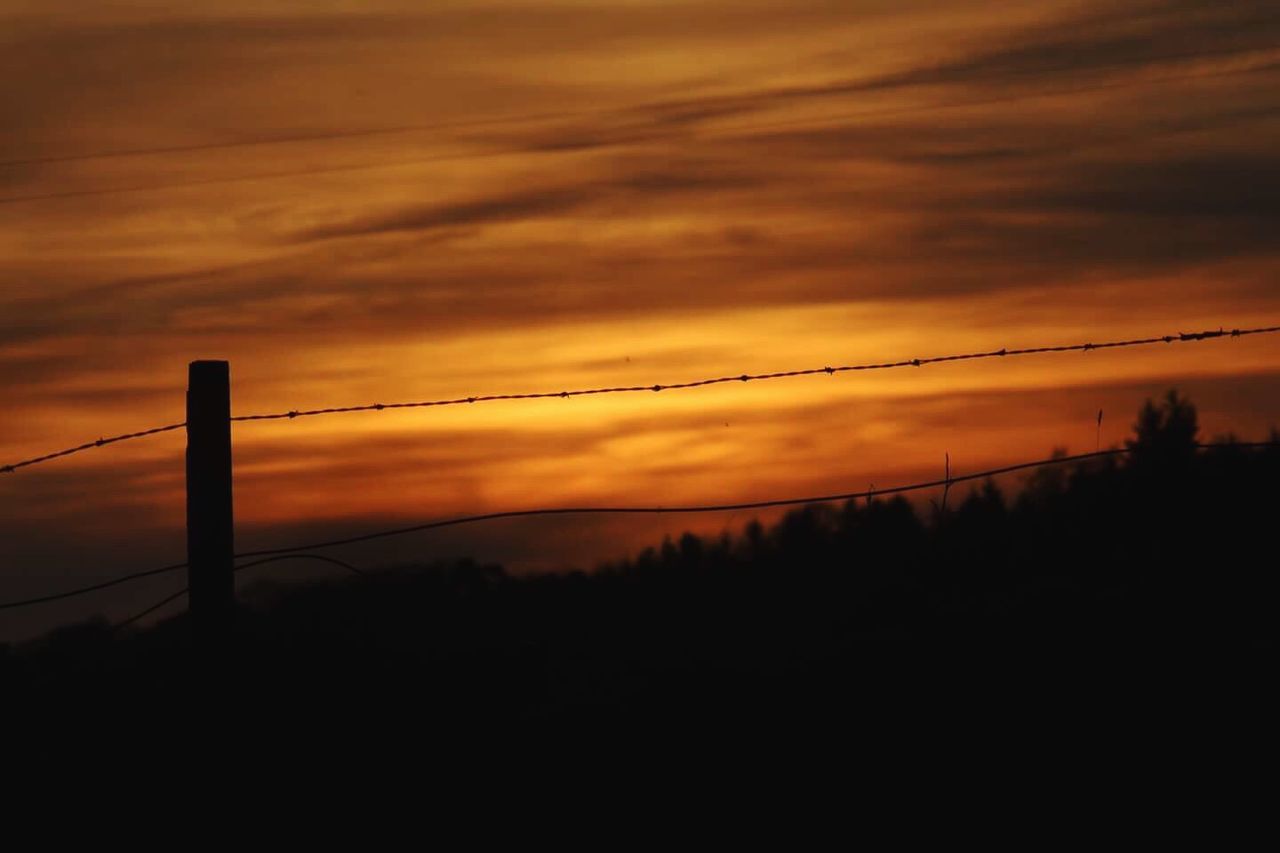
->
[3,325,1277,476]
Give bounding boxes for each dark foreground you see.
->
[4,394,1276,763]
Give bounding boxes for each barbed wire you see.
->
[229,326,1280,424]
[7,440,1276,615]
[3,324,1277,476]
[0,423,186,475]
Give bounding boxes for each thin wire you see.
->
[8,441,1275,614]
[0,561,189,611]
[235,442,1277,557]
[2,59,1275,206]
[4,325,1278,475]
[114,553,365,629]
[231,448,1134,557]
[233,553,367,578]
[114,588,188,630]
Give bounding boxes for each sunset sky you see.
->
[3,0,1279,638]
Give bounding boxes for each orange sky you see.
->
[3,0,1280,638]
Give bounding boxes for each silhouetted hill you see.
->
[4,391,1277,753]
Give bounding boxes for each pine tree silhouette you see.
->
[1127,389,1199,466]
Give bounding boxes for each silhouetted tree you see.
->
[1127,389,1199,465]
[6,390,1276,749]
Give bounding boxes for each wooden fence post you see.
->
[187,360,235,644]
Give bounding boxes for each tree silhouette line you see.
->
[3,390,1276,745]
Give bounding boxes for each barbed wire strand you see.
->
[1,423,185,474]
[229,327,1280,423]
[115,553,365,629]
[4,325,1277,476]
[7,440,1275,613]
